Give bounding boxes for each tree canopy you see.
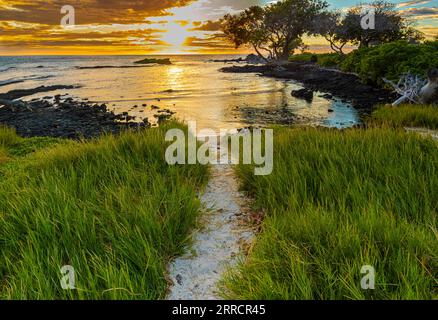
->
[341,1,423,48]
[221,0,328,62]
[221,0,424,59]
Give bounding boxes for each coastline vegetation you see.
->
[289,40,438,87]
[0,123,208,299]
[340,40,438,86]
[225,124,438,299]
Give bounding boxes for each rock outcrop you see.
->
[419,69,438,105]
[291,88,314,102]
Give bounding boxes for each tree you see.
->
[221,6,271,62]
[221,0,328,62]
[342,0,423,48]
[311,11,349,54]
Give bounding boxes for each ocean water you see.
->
[0,55,359,131]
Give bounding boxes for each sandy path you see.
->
[166,143,254,300]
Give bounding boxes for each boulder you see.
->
[291,88,314,102]
[245,54,266,64]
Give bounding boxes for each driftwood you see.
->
[384,69,438,106]
[383,73,427,106]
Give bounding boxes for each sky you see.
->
[0,0,437,55]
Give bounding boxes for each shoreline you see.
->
[0,62,390,138]
[0,86,150,139]
[221,62,396,113]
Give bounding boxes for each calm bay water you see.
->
[0,55,359,131]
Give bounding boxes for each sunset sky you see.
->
[0,0,437,55]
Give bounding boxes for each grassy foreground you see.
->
[371,105,438,130]
[0,123,208,299]
[227,126,437,299]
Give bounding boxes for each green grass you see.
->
[0,126,66,183]
[370,104,438,130]
[0,123,209,299]
[0,125,21,147]
[289,53,316,62]
[226,126,437,300]
[0,148,7,165]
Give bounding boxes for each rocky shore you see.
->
[0,86,150,139]
[221,62,396,113]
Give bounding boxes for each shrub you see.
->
[289,52,316,62]
[317,53,343,67]
[341,41,438,86]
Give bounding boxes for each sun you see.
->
[161,22,192,53]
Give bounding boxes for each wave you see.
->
[0,79,24,87]
[0,75,54,87]
[0,67,16,72]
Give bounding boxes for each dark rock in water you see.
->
[154,112,173,123]
[209,54,265,64]
[0,94,150,139]
[208,57,244,63]
[320,93,333,99]
[134,58,172,65]
[291,88,314,102]
[0,85,77,101]
[245,54,266,64]
[220,62,395,112]
[220,65,273,74]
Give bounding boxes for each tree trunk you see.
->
[252,45,269,63]
[276,45,290,64]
